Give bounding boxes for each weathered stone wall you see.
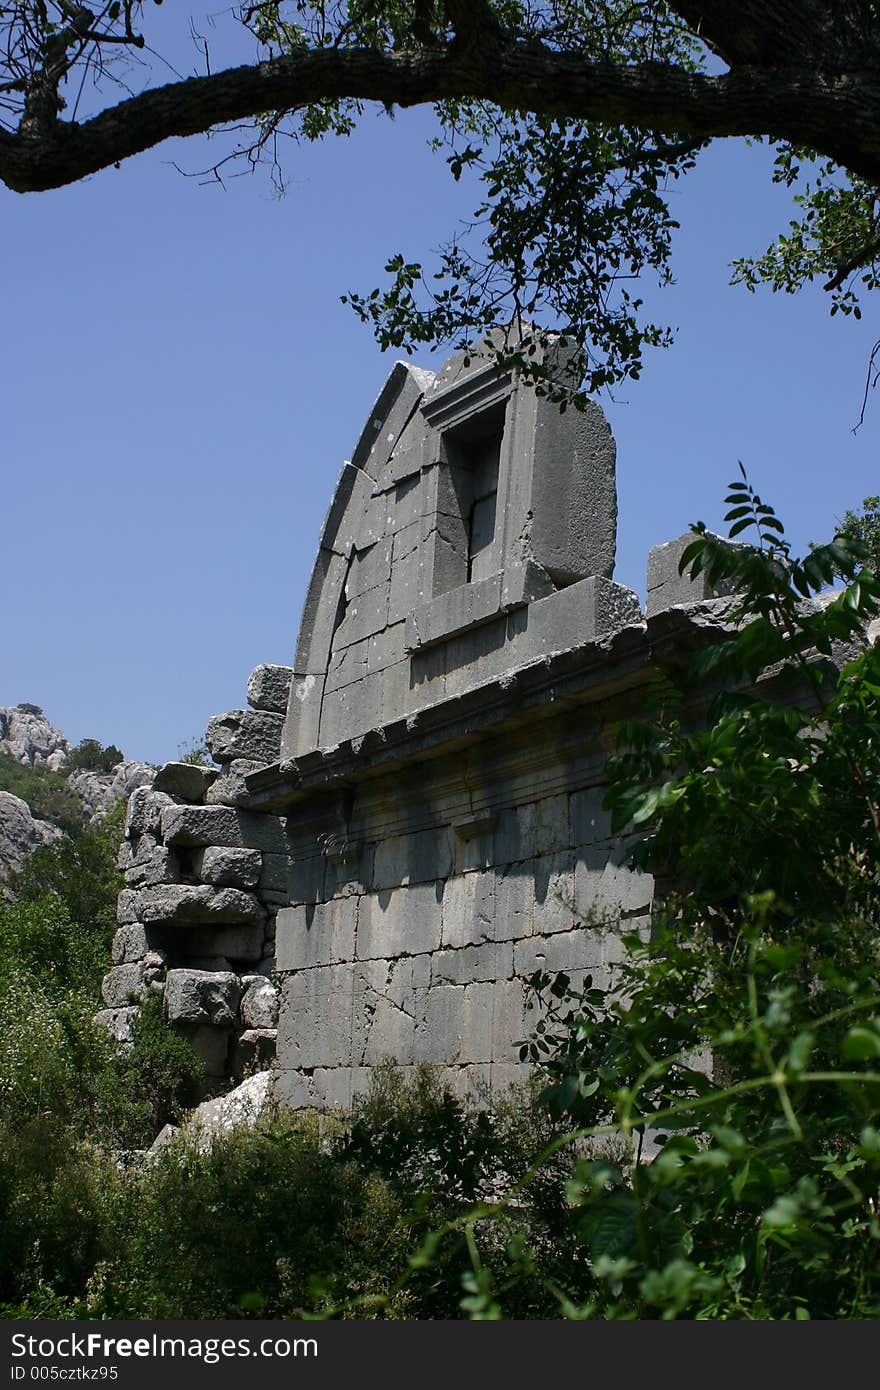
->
[98,663,293,1087]
[107,339,744,1105]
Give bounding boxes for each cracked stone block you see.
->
[164,969,241,1028]
[279,964,366,1069]
[356,881,443,960]
[440,871,495,949]
[125,788,175,839]
[240,976,280,1030]
[193,846,262,889]
[153,761,219,802]
[137,885,265,929]
[161,804,289,854]
[123,845,180,888]
[247,663,293,714]
[431,941,514,986]
[362,995,416,1063]
[206,710,284,766]
[513,927,605,979]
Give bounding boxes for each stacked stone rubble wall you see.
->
[98,664,293,1087]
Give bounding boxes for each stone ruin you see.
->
[102,339,738,1104]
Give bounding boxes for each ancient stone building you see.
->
[103,341,725,1105]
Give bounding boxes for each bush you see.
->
[0,752,84,837]
[501,475,880,1319]
[65,739,124,774]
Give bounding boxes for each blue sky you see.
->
[2,18,878,765]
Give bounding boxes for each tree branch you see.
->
[2,40,880,194]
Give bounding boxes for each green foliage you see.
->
[0,750,84,837]
[8,800,125,966]
[839,495,880,576]
[502,476,880,1318]
[65,738,124,773]
[177,737,213,767]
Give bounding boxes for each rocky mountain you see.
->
[0,703,156,896]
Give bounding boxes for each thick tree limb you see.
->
[2,39,880,194]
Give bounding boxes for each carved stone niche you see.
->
[280,336,638,759]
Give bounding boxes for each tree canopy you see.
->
[3,2,879,399]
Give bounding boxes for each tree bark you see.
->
[1,29,880,194]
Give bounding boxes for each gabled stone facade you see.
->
[107,340,734,1102]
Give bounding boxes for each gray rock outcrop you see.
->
[0,790,62,897]
[0,704,71,768]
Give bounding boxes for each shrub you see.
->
[0,752,84,837]
[65,739,124,774]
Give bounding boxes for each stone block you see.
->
[125,787,175,839]
[101,962,148,1008]
[345,540,393,601]
[574,849,654,922]
[232,1029,277,1078]
[367,621,407,676]
[116,888,139,925]
[569,787,611,846]
[247,663,294,714]
[123,845,179,888]
[494,803,537,866]
[525,576,641,658]
[193,846,262,888]
[535,794,569,853]
[372,827,452,890]
[534,852,578,935]
[111,922,154,965]
[646,532,720,616]
[176,1022,230,1078]
[137,884,265,929]
[513,927,605,979]
[385,954,432,1010]
[431,941,513,986]
[494,864,535,941]
[529,394,617,583]
[362,996,416,1064]
[276,899,357,970]
[161,804,289,854]
[182,925,266,963]
[94,1006,139,1047]
[205,710,284,766]
[205,760,266,807]
[356,881,443,960]
[240,977,280,1030]
[286,853,324,905]
[325,637,370,693]
[405,572,502,652]
[332,584,389,651]
[490,978,529,1063]
[440,871,495,949]
[260,851,292,895]
[278,964,367,1068]
[164,969,241,1027]
[153,762,219,802]
[274,1068,315,1109]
